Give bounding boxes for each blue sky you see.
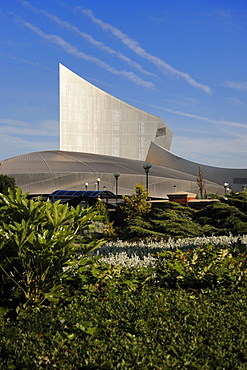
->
[0,0,246,168]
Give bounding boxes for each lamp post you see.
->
[114,172,120,226]
[224,182,229,196]
[143,162,152,191]
[114,172,120,204]
[97,177,100,191]
[85,182,88,191]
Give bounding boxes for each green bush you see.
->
[0,238,246,369]
[0,188,104,311]
[0,174,16,195]
[121,183,151,224]
[155,244,247,290]
[0,281,246,369]
[196,201,247,235]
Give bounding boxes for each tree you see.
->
[197,166,206,199]
[121,183,151,224]
[0,174,16,194]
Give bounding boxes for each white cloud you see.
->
[0,133,58,161]
[163,95,201,108]
[0,118,58,136]
[214,9,232,20]
[0,52,56,72]
[172,135,247,168]
[19,19,155,89]
[21,1,155,77]
[225,97,246,107]
[222,80,247,91]
[81,8,212,94]
[149,105,247,129]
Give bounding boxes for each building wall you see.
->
[59,64,173,161]
[147,142,247,192]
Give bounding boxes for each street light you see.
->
[114,172,120,225]
[224,182,229,196]
[143,162,152,191]
[97,177,100,191]
[85,182,88,191]
[114,172,120,204]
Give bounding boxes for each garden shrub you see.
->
[121,183,151,224]
[155,244,247,290]
[0,282,246,369]
[196,201,247,235]
[0,174,16,195]
[0,188,104,311]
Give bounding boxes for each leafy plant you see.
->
[93,199,116,237]
[155,244,247,290]
[0,188,104,311]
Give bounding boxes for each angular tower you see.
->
[59,64,173,161]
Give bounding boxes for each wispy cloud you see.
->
[222,80,247,91]
[214,9,232,20]
[224,97,246,107]
[0,133,58,160]
[172,135,247,168]
[0,118,59,160]
[0,52,56,72]
[81,8,212,94]
[0,118,58,136]
[149,104,247,129]
[21,1,155,77]
[16,17,155,89]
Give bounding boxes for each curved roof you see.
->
[0,150,224,197]
[147,142,247,192]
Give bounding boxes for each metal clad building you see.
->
[0,64,246,196]
[59,64,173,161]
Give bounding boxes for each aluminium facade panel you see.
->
[59,64,172,161]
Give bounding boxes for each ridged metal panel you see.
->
[59,64,173,161]
[146,142,247,192]
[0,150,224,197]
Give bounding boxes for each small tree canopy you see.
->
[121,183,151,224]
[0,174,16,195]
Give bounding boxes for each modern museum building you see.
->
[0,64,246,198]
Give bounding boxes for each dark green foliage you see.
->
[196,201,247,235]
[0,269,246,369]
[122,202,205,239]
[150,204,203,238]
[224,188,247,213]
[119,189,247,239]
[0,242,246,369]
[0,174,15,195]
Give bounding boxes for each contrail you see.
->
[0,52,56,72]
[20,0,156,77]
[20,19,155,89]
[150,105,247,129]
[81,8,212,94]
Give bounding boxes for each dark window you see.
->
[156,127,166,137]
[233,178,247,184]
